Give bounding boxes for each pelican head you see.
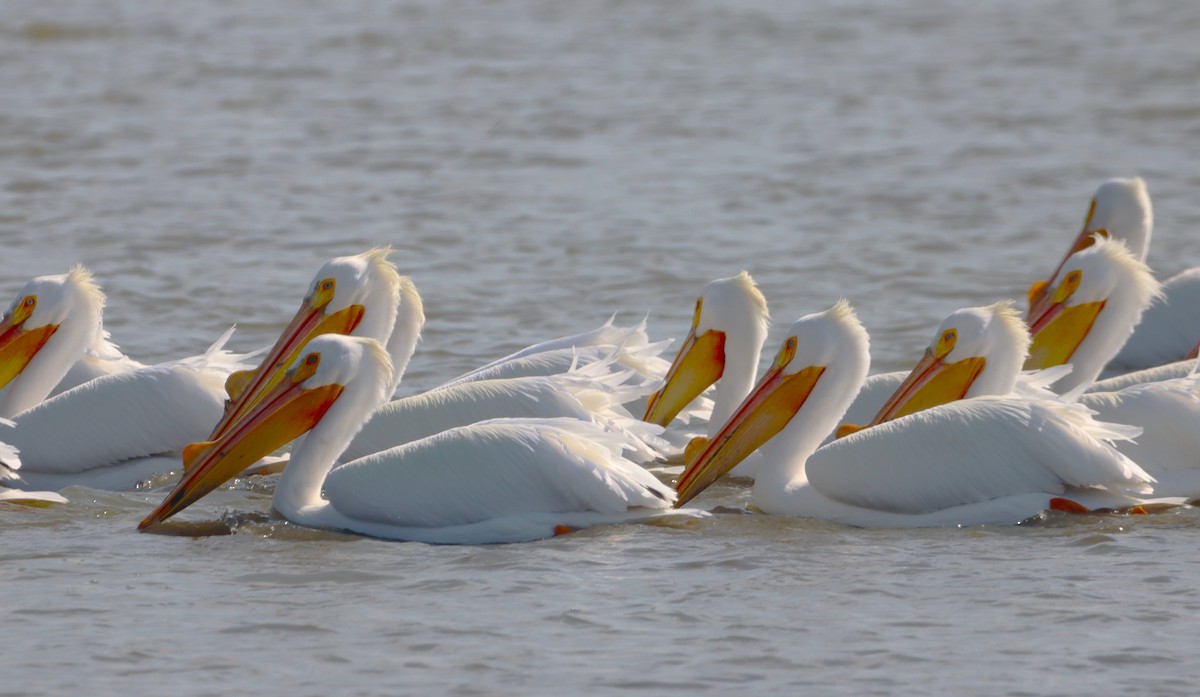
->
[643,271,769,428]
[1029,177,1152,311]
[840,302,1029,436]
[209,249,401,440]
[141,334,393,528]
[674,300,869,506]
[0,266,106,417]
[1026,235,1161,391]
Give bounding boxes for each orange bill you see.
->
[0,299,58,391]
[1025,300,1105,370]
[140,359,343,528]
[1027,198,1108,313]
[675,354,824,507]
[643,321,726,426]
[207,301,363,441]
[841,348,986,437]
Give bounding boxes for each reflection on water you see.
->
[4,0,1200,694]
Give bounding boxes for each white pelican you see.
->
[141,335,700,544]
[0,267,251,491]
[1021,238,1200,495]
[1024,236,1162,393]
[206,250,675,466]
[854,278,1200,499]
[1029,177,1200,373]
[642,272,769,470]
[673,301,1153,527]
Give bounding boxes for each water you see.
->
[3,0,1200,694]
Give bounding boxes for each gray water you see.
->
[3,1,1200,694]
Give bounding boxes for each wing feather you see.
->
[8,358,229,473]
[806,397,1150,516]
[325,419,673,529]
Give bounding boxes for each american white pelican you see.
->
[0,266,129,417]
[1029,177,1200,373]
[673,301,1153,527]
[142,335,700,543]
[854,286,1200,499]
[0,267,251,491]
[642,272,769,471]
[1021,238,1200,495]
[208,249,677,467]
[1025,236,1161,393]
[826,305,1064,438]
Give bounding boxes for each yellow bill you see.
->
[208,300,363,440]
[675,342,824,507]
[140,356,344,529]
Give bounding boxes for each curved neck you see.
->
[272,356,393,518]
[0,303,102,418]
[752,346,870,503]
[1056,293,1153,394]
[385,278,425,393]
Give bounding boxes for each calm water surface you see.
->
[3,1,1200,694]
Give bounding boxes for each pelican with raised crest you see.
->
[642,272,769,472]
[1029,177,1200,376]
[674,301,1153,527]
[204,250,675,473]
[850,241,1200,500]
[0,266,251,491]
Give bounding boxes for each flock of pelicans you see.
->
[2,177,1199,543]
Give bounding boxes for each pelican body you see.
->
[204,250,676,477]
[143,335,698,544]
[0,267,251,491]
[858,263,1200,500]
[1030,177,1199,373]
[674,302,1152,527]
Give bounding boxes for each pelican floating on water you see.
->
[1029,177,1200,374]
[142,335,700,543]
[207,250,675,468]
[674,301,1153,527]
[858,247,1200,499]
[642,272,769,472]
[1022,238,1200,496]
[0,267,252,491]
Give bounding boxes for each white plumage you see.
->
[0,267,252,491]
[1033,177,1199,374]
[5,338,241,490]
[214,250,691,472]
[342,358,666,464]
[675,302,1154,528]
[142,335,702,544]
[1106,268,1200,374]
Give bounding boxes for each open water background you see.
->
[3,1,1200,694]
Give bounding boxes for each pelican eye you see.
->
[774,336,798,369]
[691,298,703,329]
[305,353,319,365]
[321,281,333,291]
[935,328,958,358]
